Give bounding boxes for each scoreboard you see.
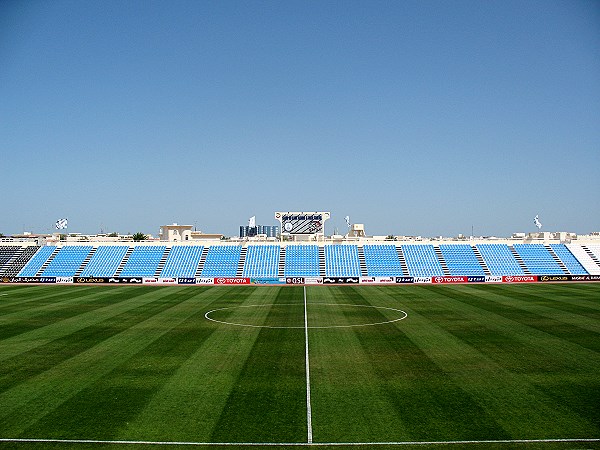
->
[275,212,330,236]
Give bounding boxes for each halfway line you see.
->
[304,285,313,444]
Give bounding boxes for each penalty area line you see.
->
[0,438,599,446]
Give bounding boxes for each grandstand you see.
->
[201,245,242,277]
[403,244,445,277]
[78,245,129,277]
[363,244,404,277]
[242,244,279,278]
[324,245,361,277]
[2,231,600,284]
[476,243,526,276]
[439,244,486,276]
[284,245,320,277]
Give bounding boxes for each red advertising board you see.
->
[432,276,468,284]
[214,277,251,285]
[502,275,538,283]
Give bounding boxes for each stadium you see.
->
[0,212,599,449]
[2,1,599,448]
[1,212,600,284]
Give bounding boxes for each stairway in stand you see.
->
[471,245,491,276]
[278,246,286,277]
[433,246,451,276]
[236,247,248,277]
[318,246,326,277]
[357,246,367,276]
[544,244,569,274]
[509,246,531,274]
[114,247,134,277]
[195,247,209,277]
[35,247,61,276]
[154,247,171,277]
[75,247,97,276]
[396,246,409,276]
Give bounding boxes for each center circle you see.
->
[204,303,408,329]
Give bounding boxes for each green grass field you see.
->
[0,283,598,450]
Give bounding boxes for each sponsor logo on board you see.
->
[432,276,468,284]
[214,277,250,285]
[502,276,537,283]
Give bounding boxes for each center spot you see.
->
[204,303,408,329]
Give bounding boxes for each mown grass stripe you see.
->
[0,287,196,363]
[116,286,278,442]
[416,285,600,371]
[464,284,600,333]
[19,287,254,440]
[307,286,415,442]
[210,287,307,444]
[423,285,600,429]
[0,285,107,317]
[0,288,224,436]
[342,286,510,442]
[0,286,125,340]
[438,284,600,353]
[376,285,598,439]
[0,285,101,310]
[428,296,600,431]
[492,283,600,312]
[0,287,212,393]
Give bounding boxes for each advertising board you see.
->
[56,277,73,284]
[74,277,109,283]
[432,276,468,284]
[360,277,396,284]
[502,275,538,283]
[571,275,600,282]
[251,278,286,285]
[485,276,502,283]
[414,277,432,283]
[14,277,56,283]
[323,277,359,284]
[467,276,486,283]
[537,275,571,282]
[214,277,251,285]
[304,277,323,285]
[395,276,414,284]
[108,277,143,284]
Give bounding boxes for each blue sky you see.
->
[1,0,598,237]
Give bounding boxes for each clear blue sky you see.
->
[1,0,598,237]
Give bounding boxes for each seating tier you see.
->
[403,245,444,277]
[476,244,524,276]
[201,246,242,277]
[284,245,320,277]
[439,244,485,276]
[160,246,204,278]
[325,245,360,277]
[242,245,280,278]
[363,244,404,277]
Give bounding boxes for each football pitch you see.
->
[0,283,598,450]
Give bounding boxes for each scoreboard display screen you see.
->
[275,212,329,235]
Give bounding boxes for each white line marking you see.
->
[304,285,313,444]
[204,303,408,329]
[0,438,598,446]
